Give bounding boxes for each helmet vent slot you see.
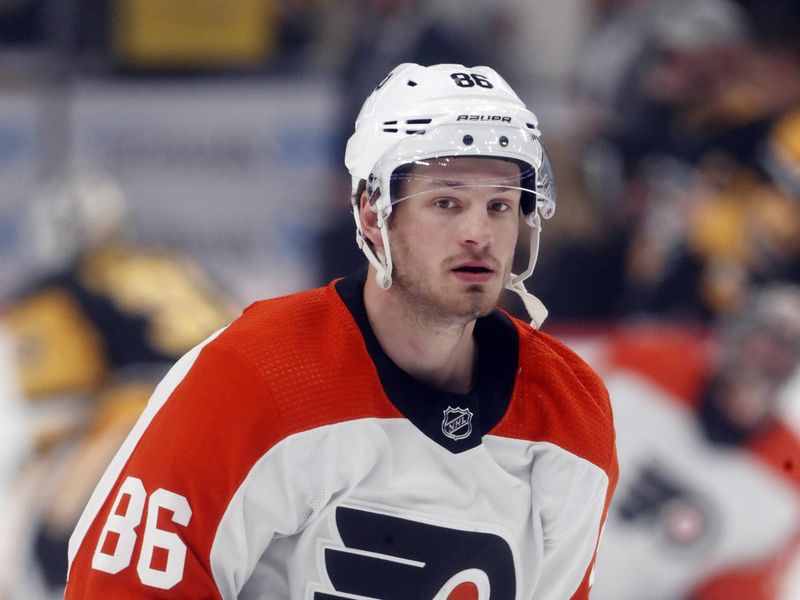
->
[407,80,418,86]
[382,128,399,133]
[406,118,432,125]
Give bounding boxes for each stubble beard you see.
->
[388,236,505,326]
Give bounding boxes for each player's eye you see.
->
[489,200,511,213]
[433,198,458,209]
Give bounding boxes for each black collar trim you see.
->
[335,276,519,453]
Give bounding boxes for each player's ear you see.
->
[358,192,384,250]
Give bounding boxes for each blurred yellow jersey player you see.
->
[0,170,236,599]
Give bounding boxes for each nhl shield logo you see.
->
[441,406,473,441]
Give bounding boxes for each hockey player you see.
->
[586,283,800,599]
[65,63,618,599]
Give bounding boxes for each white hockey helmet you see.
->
[344,63,556,326]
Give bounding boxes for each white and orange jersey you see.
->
[574,326,800,600]
[65,278,617,599]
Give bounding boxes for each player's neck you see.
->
[363,277,477,394]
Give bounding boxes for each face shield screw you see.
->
[462,134,474,145]
[499,136,509,147]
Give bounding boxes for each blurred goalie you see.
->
[0,169,236,599]
[585,283,800,600]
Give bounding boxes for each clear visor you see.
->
[369,123,557,218]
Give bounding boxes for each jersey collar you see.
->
[335,276,519,453]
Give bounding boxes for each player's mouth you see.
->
[451,261,495,283]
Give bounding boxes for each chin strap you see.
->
[506,277,548,329]
[506,211,548,329]
[352,199,394,290]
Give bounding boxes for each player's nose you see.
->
[459,204,493,248]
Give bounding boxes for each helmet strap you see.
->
[512,211,541,286]
[353,200,394,290]
[506,212,548,328]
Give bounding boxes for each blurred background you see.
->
[0,0,799,598]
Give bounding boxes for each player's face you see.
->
[386,157,521,323]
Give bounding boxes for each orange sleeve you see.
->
[65,342,276,599]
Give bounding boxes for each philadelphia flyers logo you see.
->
[313,504,516,599]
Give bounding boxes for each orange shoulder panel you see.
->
[492,320,617,476]
[747,421,800,492]
[221,282,402,432]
